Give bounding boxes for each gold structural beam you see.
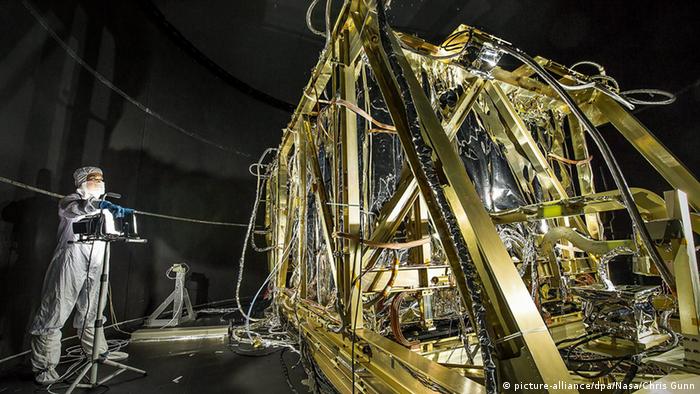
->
[569,115,603,239]
[595,94,700,211]
[666,190,700,334]
[352,2,577,390]
[303,118,339,287]
[338,26,363,330]
[360,80,484,272]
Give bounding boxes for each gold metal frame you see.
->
[261,2,700,392]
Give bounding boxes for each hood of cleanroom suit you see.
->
[73,166,103,187]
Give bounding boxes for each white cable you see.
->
[570,60,606,76]
[165,263,190,279]
[197,307,237,314]
[238,220,298,324]
[306,0,326,37]
[557,80,635,110]
[622,88,677,105]
[599,86,636,110]
[558,81,596,91]
[555,72,635,110]
[230,251,298,351]
[60,339,130,364]
[249,158,277,253]
[567,59,675,107]
[46,358,87,394]
[323,0,332,42]
[591,74,620,91]
[235,148,279,321]
[249,162,272,178]
[234,220,298,350]
[0,175,251,227]
[46,338,130,393]
[244,257,283,341]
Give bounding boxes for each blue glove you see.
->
[99,200,134,219]
[119,207,135,219]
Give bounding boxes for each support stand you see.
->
[144,263,195,327]
[65,240,147,393]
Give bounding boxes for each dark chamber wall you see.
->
[0,0,305,362]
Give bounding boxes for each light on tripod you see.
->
[72,211,140,240]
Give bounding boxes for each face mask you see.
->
[92,182,106,197]
[78,182,105,199]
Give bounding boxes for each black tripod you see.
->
[65,236,147,393]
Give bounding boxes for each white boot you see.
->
[106,350,129,361]
[31,332,62,385]
[34,368,60,385]
[80,327,129,361]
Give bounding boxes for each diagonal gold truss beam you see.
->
[351,3,577,390]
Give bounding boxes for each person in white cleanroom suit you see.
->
[29,166,130,385]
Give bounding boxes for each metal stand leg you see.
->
[65,362,93,393]
[65,242,147,394]
[144,264,196,327]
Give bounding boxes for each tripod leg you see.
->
[103,359,148,375]
[89,243,111,384]
[68,240,148,391]
[65,361,93,394]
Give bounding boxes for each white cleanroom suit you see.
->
[28,167,111,384]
